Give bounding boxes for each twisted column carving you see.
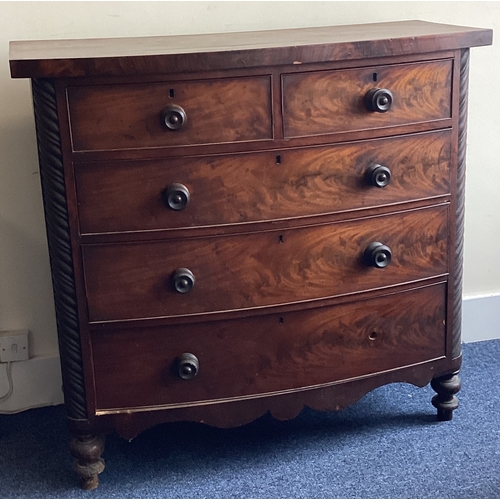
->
[31,78,87,420]
[452,49,470,359]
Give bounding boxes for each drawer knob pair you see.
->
[177,353,199,380]
[364,88,393,113]
[161,104,187,131]
[164,183,190,211]
[364,242,392,268]
[171,243,390,299]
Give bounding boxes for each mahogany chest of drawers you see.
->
[10,21,492,489]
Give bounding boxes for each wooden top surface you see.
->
[10,20,493,79]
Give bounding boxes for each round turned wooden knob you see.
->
[164,183,190,211]
[172,268,196,293]
[365,164,391,188]
[364,88,393,113]
[364,242,392,268]
[160,104,187,130]
[177,353,199,380]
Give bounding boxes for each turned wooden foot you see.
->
[431,373,461,421]
[69,434,105,490]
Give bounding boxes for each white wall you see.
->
[0,2,498,410]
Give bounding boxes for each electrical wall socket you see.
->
[0,330,30,363]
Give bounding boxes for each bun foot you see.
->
[431,373,461,421]
[70,434,105,490]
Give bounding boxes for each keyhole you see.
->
[369,331,377,341]
[169,88,175,98]
[279,234,284,244]
[372,72,378,82]
[279,317,284,324]
[276,155,282,165]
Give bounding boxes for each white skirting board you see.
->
[0,354,63,414]
[461,293,500,343]
[0,295,498,413]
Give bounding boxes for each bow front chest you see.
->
[10,20,492,489]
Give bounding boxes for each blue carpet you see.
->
[0,339,499,498]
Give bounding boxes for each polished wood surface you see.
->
[99,352,460,438]
[75,130,451,234]
[283,60,452,138]
[83,204,448,322]
[14,22,491,488]
[9,21,492,78]
[91,283,446,411]
[67,76,273,151]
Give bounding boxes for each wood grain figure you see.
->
[67,76,273,151]
[75,129,451,234]
[82,204,448,322]
[282,60,452,138]
[10,21,492,488]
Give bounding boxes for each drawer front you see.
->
[91,284,447,411]
[282,60,452,138]
[75,130,451,234]
[67,76,273,151]
[83,205,448,322]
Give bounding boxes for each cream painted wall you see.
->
[1,1,498,359]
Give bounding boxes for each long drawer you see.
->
[66,76,273,152]
[91,283,447,411]
[282,59,452,138]
[75,130,451,234]
[82,204,448,322]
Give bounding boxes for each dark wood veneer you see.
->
[75,130,451,235]
[10,21,492,78]
[99,354,461,439]
[91,283,446,411]
[282,59,452,138]
[67,76,273,151]
[11,21,491,489]
[83,204,448,322]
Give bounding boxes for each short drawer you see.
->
[82,204,448,322]
[66,76,273,152]
[91,283,447,411]
[282,59,452,138]
[75,130,451,234]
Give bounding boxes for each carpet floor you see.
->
[0,339,499,498]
